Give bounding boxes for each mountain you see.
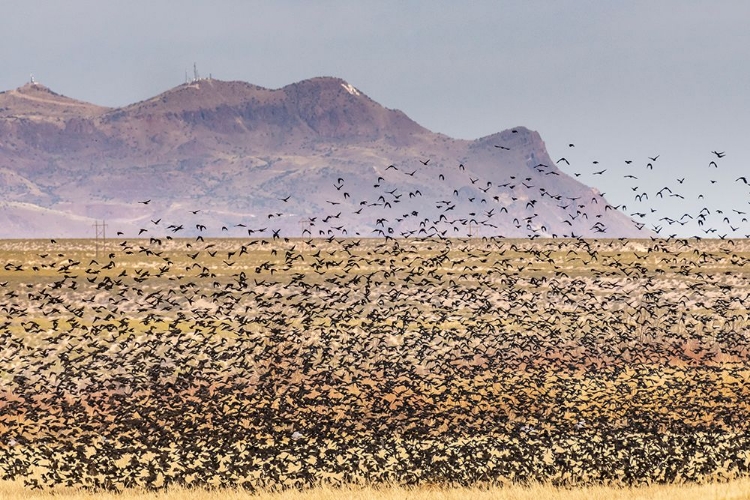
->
[0,77,647,239]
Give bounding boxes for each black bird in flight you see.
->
[712,151,726,158]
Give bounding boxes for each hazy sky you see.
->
[3,1,749,237]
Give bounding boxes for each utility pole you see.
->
[468,220,478,239]
[467,220,480,249]
[298,218,313,237]
[93,220,107,260]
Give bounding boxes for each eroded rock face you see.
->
[0,78,645,239]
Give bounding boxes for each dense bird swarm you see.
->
[1,237,750,491]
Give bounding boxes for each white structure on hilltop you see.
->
[185,63,211,86]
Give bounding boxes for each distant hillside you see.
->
[0,77,648,239]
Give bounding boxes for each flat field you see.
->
[1,237,749,493]
[3,477,750,500]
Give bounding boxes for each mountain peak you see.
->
[276,77,428,142]
[283,76,362,94]
[0,81,108,119]
[281,77,375,109]
[115,78,271,115]
[17,81,54,93]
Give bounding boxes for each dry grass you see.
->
[2,478,750,500]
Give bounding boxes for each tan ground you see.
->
[2,478,750,500]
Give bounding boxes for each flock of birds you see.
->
[121,128,641,241]
[1,234,749,491]
[556,146,750,239]
[91,132,749,242]
[1,143,750,492]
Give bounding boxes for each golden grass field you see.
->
[1,236,749,495]
[2,477,750,500]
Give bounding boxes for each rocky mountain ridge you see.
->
[0,77,647,239]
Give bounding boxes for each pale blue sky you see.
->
[3,1,749,236]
